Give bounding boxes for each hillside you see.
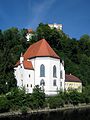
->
[0,23,90,94]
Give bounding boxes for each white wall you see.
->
[30,57,65,95]
[60,63,65,91]
[14,63,34,93]
[14,57,65,95]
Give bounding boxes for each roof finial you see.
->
[21,52,23,57]
[20,53,24,64]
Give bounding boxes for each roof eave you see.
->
[28,56,60,60]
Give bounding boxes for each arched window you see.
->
[40,64,45,77]
[40,79,45,86]
[53,65,57,77]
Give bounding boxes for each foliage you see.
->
[2,86,45,112]
[0,95,9,113]
[48,95,64,109]
[0,23,90,113]
[20,106,28,115]
[31,85,45,109]
[68,90,81,106]
[0,23,90,93]
[0,87,90,113]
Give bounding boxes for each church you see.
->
[14,39,65,95]
[14,39,82,95]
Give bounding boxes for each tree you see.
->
[31,85,45,109]
[68,90,81,106]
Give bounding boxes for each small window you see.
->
[60,82,62,87]
[29,74,30,78]
[60,70,63,79]
[53,80,56,86]
[40,79,45,86]
[21,79,23,86]
[53,65,57,77]
[27,84,28,87]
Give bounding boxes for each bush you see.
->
[68,90,81,106]
[31,85,45,109]
[21,106,28,115]
[0,95,9,113]
[48,96,64,109]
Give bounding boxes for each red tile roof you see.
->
[23,39,60,59]
[23,60,34,70]
[65,74,81,82]
[15,39,60,68]
[15,60,33,70]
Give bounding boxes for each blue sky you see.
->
[0,0,90,39]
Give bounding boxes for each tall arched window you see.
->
[40,79,45,86]
[53,65,57,77]
[40,64,45,77]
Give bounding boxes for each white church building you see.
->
[14,39,65,95]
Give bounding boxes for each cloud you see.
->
[27,0,56,28]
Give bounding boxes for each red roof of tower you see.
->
[23,39,60,59]
[65,74,81,82]
[15,60,33,70]
[27,29,34,33]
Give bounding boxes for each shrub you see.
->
[48,96,64,109]
[21,106,28,115]
[0,95,9,113]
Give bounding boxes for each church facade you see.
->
[14,39,65,95]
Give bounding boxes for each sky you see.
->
[0,0,90,39]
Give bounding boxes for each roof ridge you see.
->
[36,39,45,55]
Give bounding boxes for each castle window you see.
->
[27,84,28,87]
[40,79,45,86]
[53,65,57,77]
[40,64,45,77]
[53,80,56,86]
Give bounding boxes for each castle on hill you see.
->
[14,39,82,95]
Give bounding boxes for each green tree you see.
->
[31,85,45,109]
